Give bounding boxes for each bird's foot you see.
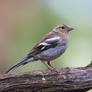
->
[48,67,59,73]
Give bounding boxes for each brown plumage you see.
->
[6,24,74,73]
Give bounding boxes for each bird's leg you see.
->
[47,61,58,73]
[41,61,53,70]
[41,61,58,73]
[47,61,54,68]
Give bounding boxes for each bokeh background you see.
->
[0,0,92,91]
[0,0,92,85]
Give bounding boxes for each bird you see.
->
[6,24,74,73]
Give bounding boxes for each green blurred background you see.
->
[1,0,92,72]
[0,0,92,91]
[0,0,92,82]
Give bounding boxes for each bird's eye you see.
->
[61,26,65,29]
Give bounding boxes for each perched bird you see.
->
[6,24,74,73]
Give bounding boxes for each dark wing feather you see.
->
[27,36,61,57]
[27,44,44,57]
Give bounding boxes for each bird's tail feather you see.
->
[6,57,35,73]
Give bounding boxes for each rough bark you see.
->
[0,62,92,92]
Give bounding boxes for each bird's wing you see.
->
[27,36,61,57]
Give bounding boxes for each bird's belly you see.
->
[37,45,67,61]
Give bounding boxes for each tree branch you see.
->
[0,62,92,92]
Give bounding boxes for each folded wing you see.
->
[27,36,61,57]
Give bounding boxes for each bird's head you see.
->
[53,24,74,33]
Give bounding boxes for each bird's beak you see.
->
[68,26,74,31]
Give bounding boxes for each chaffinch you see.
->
[6,24,74,73]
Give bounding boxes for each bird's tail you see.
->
[6,57,35,73]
